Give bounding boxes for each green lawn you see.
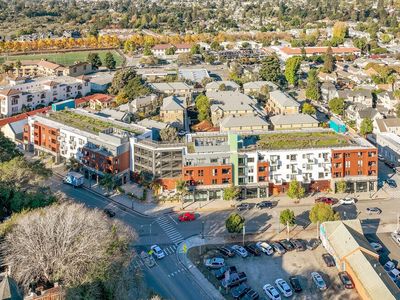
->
[256,131,350,150]
[0,50,123,67]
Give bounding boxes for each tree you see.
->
[65,157,80,172]
[284,56,302,86]
[259,55,283,85]
[329,98,345,115]
[225,213,245,234]
[3,202,135,297]
[218,83,227,91]
[177,53,194,65]
[0,132,22,163]
[195,94,211,122]
[302,103,316,115]
[87,53,102,69]
[309,203,340,224]
[360,118,373,135]
[280,209,296,226]
[109,68,150,100]
[143,46,152,56]
[159,127,179,142]
[305,69,320,101]
[104,51,116,70]
[223,186,240,202]
[210,41,221,51]
[99,173,117,191]
[190,44,200,55]
[165,46,176,55]
[287,180,305,201]
[175,179,188,209]
[332,22,348,44]
[322,47,335,73]
[336,180,347,193]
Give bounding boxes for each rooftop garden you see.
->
[47,110,141,135]
[254,131,350,150]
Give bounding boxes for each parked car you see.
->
[221,272,247,288]
[256,201,273,209]
[275,278,293,297]
[178,212,196,222]
[279,239,294,251]
[339,197,356,205]
[103,208,115,218]
[338,272,354,289]
[245,244,261,256]
[378,154,385,161]
[384,261,396,273]
[306,238,321,250]
[205,257,225,269]
[150,245,165,259]
[256,241,274,255]
[218,246,235,257]
[322,253,335,267]
[263,284,281,300]
[289,276,302,293]
[291,239,306,251]
[369,242,383,252]
[311,272,327,290]
[231,245,249,258]
[315,197,335,205]
[385,161,396,169]
[214,266,237,280]
[237,203,251,211]
[386,179,397,188]
[271,242,286,254]
[388,269,400,282]
[242,289,259,300]
[391,231,400,246]
[366,207,382,215]
[231,283,250,299]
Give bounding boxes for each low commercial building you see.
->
[277,46,361,61]
[320,220,400,300]
[220,114,269,132]
[266,90,300,115]
[375,118,400,134]
[270,114,319,130]
[376,132,400,166]
[0,76,90,117]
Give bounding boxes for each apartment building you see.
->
[266,90,300,115]
[160,95,186,128]
[181,129,377,200]
[0,76,90,117]
[277,46,361,61]
[149,82,193,97]
[8,60,93,78]
[151,43,191,58]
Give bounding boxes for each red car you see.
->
[315,197,335,205]
[178,212,196,222]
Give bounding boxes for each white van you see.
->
[389,269,400,282]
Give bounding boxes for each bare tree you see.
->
[2,202,136,295]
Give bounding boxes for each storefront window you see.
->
[356,181,368,193]
[246,188,257,199]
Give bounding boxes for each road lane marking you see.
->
[169,214,178,224]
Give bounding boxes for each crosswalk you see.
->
[156,216,184,245]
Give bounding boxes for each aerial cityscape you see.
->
[0,0,400,299]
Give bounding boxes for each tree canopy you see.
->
[223,186,240,201]
[195,94,211,122]
[322,47,335,73]
[225,213,245,233]
[329,98,345,115]
[0,132,22,163]
[284,56,302,86]
[287,180,305,200]
[87,53,102,69]
[104,51,116,70]
[360,118,373,135]
[259,55,283,85]
[302,103,316,115]
[309,203,340,224]
[280,209,296,226]
[305,69,320,101]
[159,127,179,142]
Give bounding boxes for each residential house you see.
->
[149,82,193,97]
[243,81,278,95]
[205,81,240,93]
[352,107,383,130]
[151,44,173,58]
[321,82,337,102]
[88,72,114,93]
[160,95,186,129]
[0,118,27,145]
[174,43,192,54]
[266,90,300,115]
[219,114,269,132]
[375,118,400,134]
[338,89,373,107]
[89,94,114,110]
[376,132,400,166]
[377,91,398,112]
[130,94,157,114]
[270,114,319,130]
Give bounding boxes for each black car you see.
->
[236,203,251,211]
[306,238,321,250]
[214,266,237,280]
[322,253,335,267]
[221,271,247,288]
[289,276,302,293]
[339,272,354,289]
[271,242,286,254]
[231,283,250,299]
[219,246,235,257]
[242,288,259,300]
[279,239,295,251]
[245,244,261,256]
[291,239,306,251]
[103,208,115,218]
[385,161,396,169]
[255,201,273,209]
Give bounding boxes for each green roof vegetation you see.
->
[256,131,350,150]
[47,110,140,134]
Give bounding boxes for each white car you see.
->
[311,272,327,290]
[263,283,281,300]
[339,197,356,205]
[256,241,274,255]
[369,242,383,252]
[231,244,248,258]
[275,278,293,297]
[150,244,165,259]
[384,261,395,272]
[388,269,400,282]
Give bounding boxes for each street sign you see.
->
[183,243,187,253]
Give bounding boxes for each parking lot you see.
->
[190,241,360,300]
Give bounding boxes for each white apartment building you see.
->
[0,76,90,117]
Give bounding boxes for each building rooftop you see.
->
[220,114,268,129]
[280,46,360,55]
[161,95,185,111]
[178,68,209,83]
[205,81,240,90]
[270,113,318,126]
[149,82,192,92]
[269,90,300,107]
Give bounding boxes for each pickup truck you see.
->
[221,271,247,288]
[214,266,237,280]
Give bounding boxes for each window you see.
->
[222,178,230,184]
[247,157,254,163]
[358,160,363,167]
[248,176,254,183]
[11,98,18,105]
[197,170,204,176]
[345,153,351,158]
[259,176,265,182]
[318,172,324,179]
[248,168,254,173]
[212,169,218,176]
[259,166,266,172]
[345,161,351,168]
[211,179,217,185]
[358,152,363,157]
[185,170,193,176]
[222,168,230,174]
[210,158,218,163]
[357,170,363,175]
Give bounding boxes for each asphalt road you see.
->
[48,177,211,300]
